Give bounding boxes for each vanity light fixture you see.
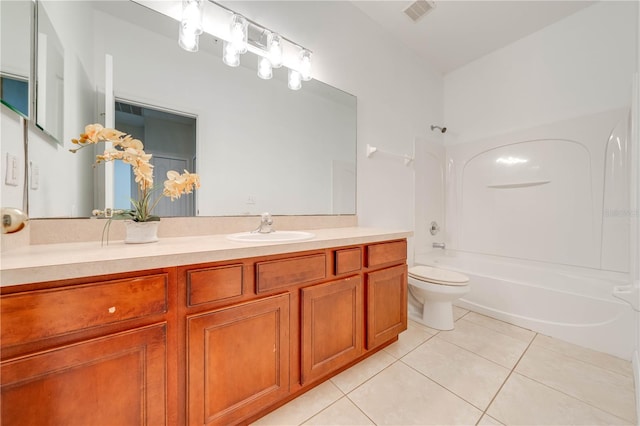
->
[178,25,199,52]
[178,0,204,52]
[299,49,312,81]
[176,1,313,90]
[229,14,248,54]
[268,32,284,68]
[257,56,273,80]
[222,41,240,67]
[288,69,302,90]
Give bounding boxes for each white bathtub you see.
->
[414,250,635,359]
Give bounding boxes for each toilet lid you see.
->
[408,265,469,286]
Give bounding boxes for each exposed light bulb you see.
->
[178,26,199,52]
[181,0,203,35]
[178,0,203,52]
[288,69,302,90]
[229,14,248,54]
[257,56,273,80]
[223,41,240,67]
[299,49,312,81]
[268,33,283,68]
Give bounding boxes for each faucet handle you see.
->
[261,212,272,224]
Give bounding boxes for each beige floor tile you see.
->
[462,312,535,343]
[515,344,636,423]
[303,397,374,426]
[402,337,510,410]
[477,414,504,425]
[383,324,435,359]
[453,305,469,321]
[331,350,396,394]
[252,381,343,426]
[533,333,633,377]
[408,319,440,335]
[348,362,482,425]
[488,373,632,425]
[437,319,529,369]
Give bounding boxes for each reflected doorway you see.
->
[114,100,197,217]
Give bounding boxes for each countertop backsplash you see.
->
[1,215,358,251]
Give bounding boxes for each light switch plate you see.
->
[5,153,19,186]
[30,162,39,190]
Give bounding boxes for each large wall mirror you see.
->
[27,0,357,218]
[0,0,32,118]
[35,0,65,144]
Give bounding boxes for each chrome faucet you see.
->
[432,242,446,249]
[253,212,274,234]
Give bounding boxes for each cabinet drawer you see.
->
[256,254,326,293]
[1,274,168,348]
[367,240,407,268]
[187,264,243,306]
[335,247,362,275]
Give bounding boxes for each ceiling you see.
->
[350,0,597,74]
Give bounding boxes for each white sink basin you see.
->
[226,230,315,243]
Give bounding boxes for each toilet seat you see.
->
[408,265,469,286]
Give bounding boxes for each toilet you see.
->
[408,265,470,330]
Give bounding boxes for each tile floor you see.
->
[253,307,637,426]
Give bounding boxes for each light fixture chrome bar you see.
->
[208,1,312,54]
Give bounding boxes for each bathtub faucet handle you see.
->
[432,242,446,249]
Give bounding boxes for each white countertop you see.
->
[0,227,412,286]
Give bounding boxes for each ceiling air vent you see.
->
[403,0,436,23]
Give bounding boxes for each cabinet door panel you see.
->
[1,324,167,426]
[301,276,363,384]
[367,264,408,350]
[187,294,289,426]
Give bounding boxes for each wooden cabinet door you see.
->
[301,276,363,384]
[366,264,408,350]
[1,324,167,426]
[187,294,290,426]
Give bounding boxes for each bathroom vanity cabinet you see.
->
[0,270,176,425]
[0,237,407,426]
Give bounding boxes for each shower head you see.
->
[431,125,447,133]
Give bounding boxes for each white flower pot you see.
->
[124,220,159,244]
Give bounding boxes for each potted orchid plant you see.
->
[71,123,200,243]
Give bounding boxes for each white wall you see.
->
[0,109,26,209]
[444,1,638,145]
[0,0,30,77]
[633,0,640,411]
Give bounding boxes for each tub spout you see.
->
[432,242,446,249]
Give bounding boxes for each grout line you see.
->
[456,314,536,345]
[531,336,634,379]
[344,394,378,426]
[434,335,520,371]
[296,395,351,426]
[398,357,488,414]
[476,332,538,425]
[515,368,637,424]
